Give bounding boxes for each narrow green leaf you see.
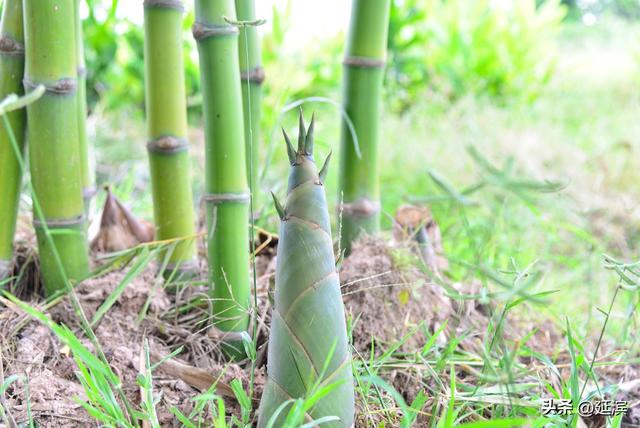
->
[91,247,155,327]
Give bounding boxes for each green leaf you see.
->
[91,246,155,327]
[0,85,46,115]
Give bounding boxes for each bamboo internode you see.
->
[75,0,94,208]
[194,0,251,358]
[23,0,90,294]
[0,0,26,281]
[236,0,263,211]
[338,0,391,254]
[143,0,198,279]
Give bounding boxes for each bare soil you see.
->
[0,233,638,427]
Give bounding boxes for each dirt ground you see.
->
[0,230,638,427]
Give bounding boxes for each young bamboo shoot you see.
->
[258,114,355,427]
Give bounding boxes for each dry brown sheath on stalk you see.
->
[91,187,155,252]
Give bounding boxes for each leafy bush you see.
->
[387,0,567,110]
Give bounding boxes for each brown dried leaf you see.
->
[150,349,234,398]
[91,187,155,252]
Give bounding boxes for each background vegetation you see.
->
[3,0,640,425]
[78,0,640,349]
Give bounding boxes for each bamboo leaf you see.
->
[91,247,155,327]
[0,85,45,115]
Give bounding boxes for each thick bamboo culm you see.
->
[258,114,355,427]
[235,0,263,211]
[0,0,26,281]
[338,0,391,254]
[143,0,198,277]
[194,0,251,357]
[74,0,94,208]
[23,0,90,294]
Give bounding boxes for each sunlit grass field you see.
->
[95,16,640,335]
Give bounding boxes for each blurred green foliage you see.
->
[562,0,640,20]
[82,0,200,112]
[387,0,567,111]
[261,2,342,104]
[81,0,566,115]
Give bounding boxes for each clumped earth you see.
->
[0,227,638,427]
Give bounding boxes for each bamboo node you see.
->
[192,22,238,41]
[203,193,250,204]
[343,56,386,69]
[0,35,24,55]
[24,78,77,95]
[146,136,189,154]
[77,66,87,77]
[240,66,265,85]
[143,0,184,10]
[340,199,381,218]
[163,259,199,274]
[207,325,251,343]
[32,214,86,229]
[83,186,98,200]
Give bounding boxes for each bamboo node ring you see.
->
[343,56,386,69]
[32,214,86,229]
[83,186,98,200]
[203,192,250,204]
[146,136,190,154]
[163,259,199,273]
[192,22,239,41]
[0,35,24,55]
[240,66,265,84]
[24,77,77,95]
[207,325,251,343]
[339,199,381,218]
[143,0,184,11]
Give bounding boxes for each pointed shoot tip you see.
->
[297,110,306,152]
[319,150,332,183]
[271,191,286,220]
[305,113,315,155]
[282,128,296,164]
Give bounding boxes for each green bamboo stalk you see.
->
[0,0,25,281]
[74,0,94,208]
[235,0,263,212]
[193,0,251,358]
[23,0,90,294]
[143,0,198,278]
[338,0,391,254]
[258,114,354,427]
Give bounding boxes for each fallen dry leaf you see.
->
[91,186,155,252]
